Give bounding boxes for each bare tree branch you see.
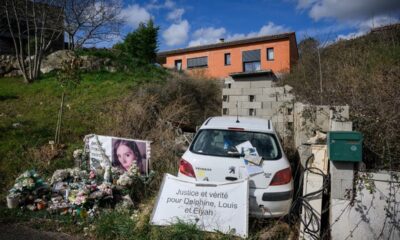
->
[63,0,122,49]
[2,0,65,82]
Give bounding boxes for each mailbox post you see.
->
[328,131,363,200]
[328,131,363,162]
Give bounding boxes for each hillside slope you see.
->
[283,24,400,170]
[0,70,221,197]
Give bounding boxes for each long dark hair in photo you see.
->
[112,139,145,174]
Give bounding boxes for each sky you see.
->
[112,0,400,51]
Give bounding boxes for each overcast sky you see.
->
[110,0,400,50]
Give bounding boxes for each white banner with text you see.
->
[150,174,249,237]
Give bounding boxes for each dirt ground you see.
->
[0,223,81,240]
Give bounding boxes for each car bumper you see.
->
[249,184,293,218]
[177,173,293,218]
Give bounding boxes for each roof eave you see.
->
[157,32,296,57]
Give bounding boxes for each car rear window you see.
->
[190,129,281,160]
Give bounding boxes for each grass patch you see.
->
[94,210,136,240]
[0,204,292,239]
[0,68,243,239]
[0,70,166,200]
[150,221,205,240]
[0,206,86,234]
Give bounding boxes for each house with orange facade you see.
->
[158,32,299,131]
[157,32,298,79]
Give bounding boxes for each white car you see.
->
[178,116,293,218]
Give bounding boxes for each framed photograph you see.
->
[111,138,148,175]
[87,135,151,176]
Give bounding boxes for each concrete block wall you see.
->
[330,172,400,240]
[222,77,400,240]
[222,79,350,140]
[293,103,350,147]
[222,78,294,135]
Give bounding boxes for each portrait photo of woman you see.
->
[112,139,147,174]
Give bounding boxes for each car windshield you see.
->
[190,129,281,160]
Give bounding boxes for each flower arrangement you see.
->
[116,163,140,187]
[10,170,46,193]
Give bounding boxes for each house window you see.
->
[224,53,231,65]
[249,108,256,116]
[175,59,182,70]
[244,62,261,72]
[223,95,229,102]
[249,95,255,102]
[242,49,261,72]
[223,108,229,115]
[267,48,274,61]
[187,56,208,68]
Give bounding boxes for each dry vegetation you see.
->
[283,25,400,170]
[1,71,229,239]
[100,74,222,185]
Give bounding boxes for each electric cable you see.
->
[290,153,330,240]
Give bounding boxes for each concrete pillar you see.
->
[329,118,355,240]
[329,119,353,199]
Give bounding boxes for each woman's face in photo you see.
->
[116,144,136,170]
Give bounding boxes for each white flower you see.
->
[116,174,133,186]
[22,171,31,178]
[127,163,139,177]
[73,149,83,159]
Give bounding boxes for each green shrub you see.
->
[120,19,159,65]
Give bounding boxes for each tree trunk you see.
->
[4,0,64,83]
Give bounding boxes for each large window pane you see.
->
[187,56,208,68]
[242,49,261,62]
[244,61,261,72]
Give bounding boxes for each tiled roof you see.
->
[158,32,295,56]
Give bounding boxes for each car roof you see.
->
[200,116,274,133]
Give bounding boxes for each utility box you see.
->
[328,131,363,162]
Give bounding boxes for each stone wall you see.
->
[0,55,20,77]
[0,50,116,78]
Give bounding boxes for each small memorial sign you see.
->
[150,174,249,237]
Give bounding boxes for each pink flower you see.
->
[89,171,96,179]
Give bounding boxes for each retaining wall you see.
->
[222,77,293,135]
